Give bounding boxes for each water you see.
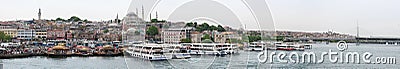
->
[2,44,400,69]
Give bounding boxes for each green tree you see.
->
[103,29,109,33]
[202,34,212,40]
[146,26,159,37]
[217,25,226,32]
[150,19,166,23]
[196,23,210,32]
[56,18,65,21]
[4,35,11,42]
[180,38,192,43]
[248,36,261,42]
[210,25,218,31]
[202,39,214,43]
[185,22,194,27]
[68,16,81,22]
[0,32,11,42]
[194,22,198,28]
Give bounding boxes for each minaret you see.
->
[156,11,158,19]
[150,13,152,21]
[116,13,119,23]
[38,8,41,24]
[141,5,144,20]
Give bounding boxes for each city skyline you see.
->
[1,0,400,37]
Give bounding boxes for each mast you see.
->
[356,20,360,46]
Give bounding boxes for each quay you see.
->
[0,43,124,59]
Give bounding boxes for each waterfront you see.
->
[1,44,399,69]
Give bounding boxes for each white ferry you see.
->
[125,44,168,61]
[276,43,305,51]
[182,43,238,55]
[246,42,266,51]
[164,44,191,59]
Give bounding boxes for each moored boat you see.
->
[125,44,168,61]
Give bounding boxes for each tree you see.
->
[210,25,218,31]
[196,23,210,32]
[217,25,226,32]
[68,16,82,22]
[180,38,192,43]
[151,19,158,23]
[185,22,194,27]
[248,36,261,42]
[0,32,11,42]
[103,29,109,33]
[202,39,214,43]
[146,26,159,37]
[202,34,212,40]
[56,18,65,21]
[4,35,11,42]
[150,19,166,23]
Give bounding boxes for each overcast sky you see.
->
[1,0,400,37]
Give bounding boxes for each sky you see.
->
[1,0,400,37]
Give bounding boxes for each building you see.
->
[163,27,194,44]
[0,23,19,37]
[17,29,35,41]
[35,29,47,40]
[190,31,202,43]
[214,32,242,43]
[47,30,66,41]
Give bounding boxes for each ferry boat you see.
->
[246,42,265,51]
[164,44,191,59]
[125,44,168,61]
[94,45,122,56]
[276,44,304,51]
[182,43,238,56]
[47,43,74,56]
[75,46,93,56]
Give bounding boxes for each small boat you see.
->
[94,45,122,56]
[47,43,73,56]
[276,44,304,51]
[75,46,93,56]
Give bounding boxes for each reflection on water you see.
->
[1,44,400,69]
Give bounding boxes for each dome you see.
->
[123,12,145,24]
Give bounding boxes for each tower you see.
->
[116,13,119,23]
[38,8,41,24]
[141,5,144,20]
[156,11,158,19]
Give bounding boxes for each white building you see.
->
[17,29,36,41]
[163,27,194,44]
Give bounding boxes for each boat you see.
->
[301,44,312,49]
[125,44,168,61]
[94,45,122,56]
[246,42,265,51]
[75,46,93,56]
[164,44,191,59]
[276,44,305,51]
[182,43,239,56]
[47,43,74,56]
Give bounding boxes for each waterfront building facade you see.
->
[163,27,194,44]
[17,29,36,41]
